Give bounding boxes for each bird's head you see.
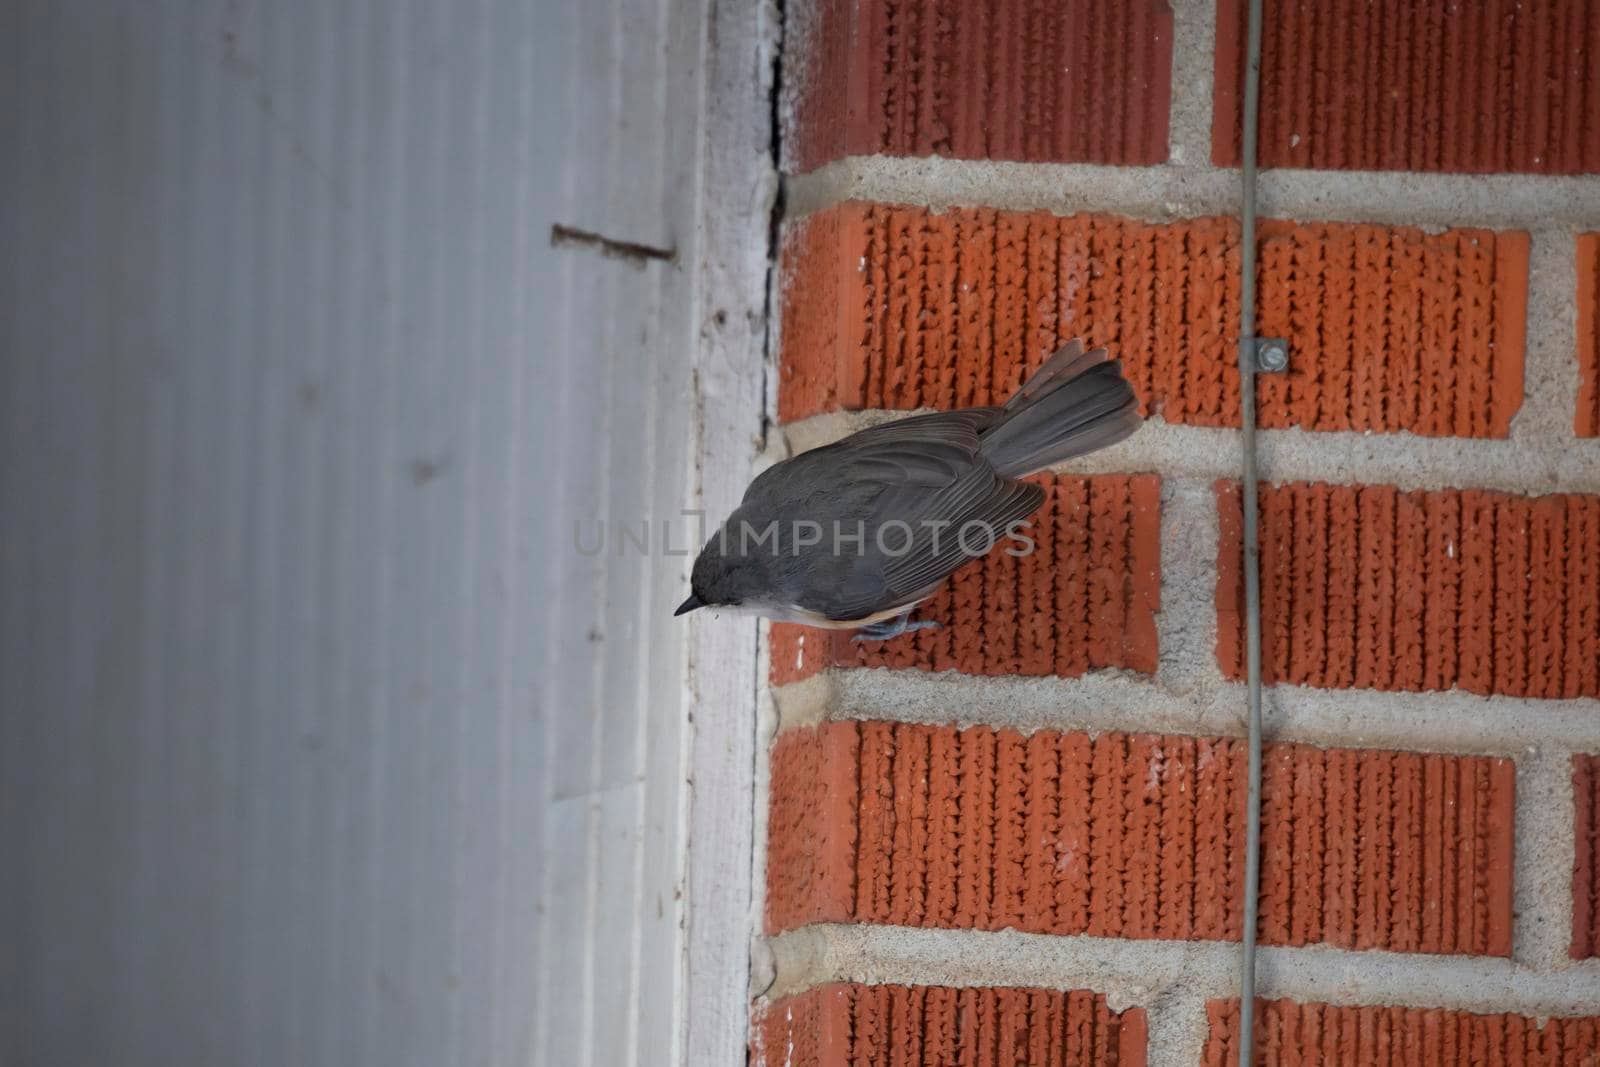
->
[674,526,771,616]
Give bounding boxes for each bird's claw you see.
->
[852,616,942,643]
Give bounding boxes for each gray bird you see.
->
[674,340,1142,640]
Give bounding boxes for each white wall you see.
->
[0,1,769,1064]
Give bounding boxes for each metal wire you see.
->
[1236,0,1269,1059]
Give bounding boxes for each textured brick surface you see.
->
[1575,755,1600,958]
[779,203,1528,435]
[1580,234,1600,436]
[1217,482,1600,699]
[1214,0,1600,174]
[768,474,1160,685]
[753,984,1147,1067]
[765,721,1516,956]
[1204,999,1600,1065]
[769,622,833,687]
[781,0,1172,174]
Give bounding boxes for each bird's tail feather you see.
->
[979,340,1141,478]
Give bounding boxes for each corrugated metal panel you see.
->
[0,1,756,1064]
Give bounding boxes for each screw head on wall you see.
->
[1255,338,1290,373]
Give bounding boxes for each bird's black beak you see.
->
[673,593,704,617]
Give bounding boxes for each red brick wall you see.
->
[1574,755,1600,958]
[754,984,1147,1067]
[1580,234,1600,437]
[779,203,1529,433]
[1216,482,1600,699]
[759,1,1600,1061]
[781,0,1174,174]
[1213,0,1600,174]
[1203,1000,1600,1064]
[768,721,1515,956]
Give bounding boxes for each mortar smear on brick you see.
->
[769,473,1160,685]
[1213,0,1600,175]
[752,982,1147,1067]
[779,202,1528,436]
[780,0,1173,174]
[766,721,1515,957]
[1216,481,1600,700]
[1203,998,1600,1065]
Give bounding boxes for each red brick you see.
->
[767,473,1159,686]
[753,983,1147,1067]
[781,0,1173,174]
[1203,999,1600,1065]
[779,203,1528,435]
[1575,755,1600,958]
[1214,0,1600,174]
[1217,482,1600,699]
[768,622,834,687]
[765,721,1516,956]
[767,725,861,929]
[1579,234,1600,436]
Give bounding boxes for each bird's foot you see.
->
[852,614,942,643]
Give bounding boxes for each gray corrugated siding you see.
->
[0,1,732,1064]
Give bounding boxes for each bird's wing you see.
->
[755,417,1045,622]
[865,475,1044,606]
[744,409,1003,503]
[835,408,1003,447]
